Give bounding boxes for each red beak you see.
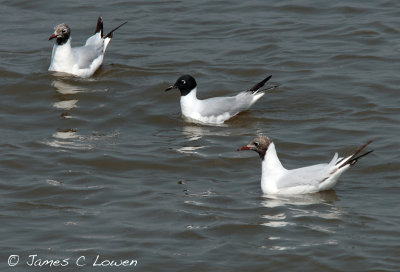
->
[237,145,251,151]
[49,33,57,40]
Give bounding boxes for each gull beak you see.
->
[164,85,176,92]
[237,145,251,151]
[49,33,57,40]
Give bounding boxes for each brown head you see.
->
[49,23,71,45]
[237,135,271,160]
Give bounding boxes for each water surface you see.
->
[0,0,399,271]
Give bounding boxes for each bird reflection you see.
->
[47,78,91,150]
[261,190,338,208]
[52,79,88,95]
[52,78,87,114]
[178,124,234,155]
[181,124,209,141]
[181,124,232,141]
[178,124,207,154]
[259,190,342,232]
[46,78,117,150]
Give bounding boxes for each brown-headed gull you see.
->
[165,74,275,125]
[48,17,127,78]
[238,135,373,194]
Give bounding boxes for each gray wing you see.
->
[72,34,104,69]
[276,164,331,189]
[276,153,339,189]
[198,92,255,117]
[72,45,103,69]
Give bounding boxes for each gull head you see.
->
[238,135,271,160]
[49,23,71,45]
[165,74,197,96]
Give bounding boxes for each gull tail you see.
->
[246,75,272,94]
[336,140,374,169]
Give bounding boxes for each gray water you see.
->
[1,0,399,271]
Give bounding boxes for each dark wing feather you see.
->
[246,75,272,93]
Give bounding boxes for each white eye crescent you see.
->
[181,80,186,84]
[254,142,259,147]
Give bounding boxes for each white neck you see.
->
[180,87,199,118]
[260,142,286,194]
[49,39,73,72]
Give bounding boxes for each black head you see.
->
[165,74,197,96]
[49,23,71,45]
[237,135,271,160]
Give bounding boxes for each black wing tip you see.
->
[349,149,374,165]
[95,16,104,36]
[365,139,374,145]
[337,139,374,168]
[264,75,272,82]
[247,75,272,93]
[104,21,128,39]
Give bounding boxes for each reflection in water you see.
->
[182,125,211,141]
[178,124,233,154]
[259,191,342,250]
[46,129,120,150]
[52,130,78,139]
[52,99,78,110]
[261,190,339,208]
[177,125,209,155]
[47,129,94,150]
[45,78,116,150]
[52,78,85,113]
[47,79,87,149]
[46,179,63,186]
[52,79,88,95]
[181,124,233,141]
[176,146,205,155]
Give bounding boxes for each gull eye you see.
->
[254,142,259,147]
[62,29,67,33]
[181,80,186,84]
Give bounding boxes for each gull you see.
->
[165,74,275,125]
[238,135,373,195]
[48,17,127,78]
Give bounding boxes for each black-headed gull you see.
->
[49,17,127,78]
[165,74,274,125]
[238,135,373,194]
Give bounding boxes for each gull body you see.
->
[165,75,274,125]
[49,17,127,78]
[238,136,373,195]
